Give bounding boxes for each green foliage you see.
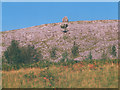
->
[40,68,58,87]
[101,51,108,60]
[4,40,42,65]
[83,52,93,63]
[60,51,69,65]
[40,69,55,80]
[2,59,118,88]
[2,64,9,71]
[88,51,92,60]
[20,45,41,64]
[50,47,57,59]
[24,72,37,80]
[71,41,79,58]
[111,45,116,57]
[4,40,21,65]
[61,59,76,66]
[61,24,68,29]
[2,64,20,71]
[63,36,68,40]
[108,45,112,54]
[61,24,68,33]
[62,51,68,59]
[2,55,7,64]
[38,60,52,68]
[2,60,52,71]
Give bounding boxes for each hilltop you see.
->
[1,19,118,61]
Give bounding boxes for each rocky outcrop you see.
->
[1,20,118,61]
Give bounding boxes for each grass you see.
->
[2,59,118,88]
[107,38,117,41]
[2,43,5,47]
[63,35,68,40]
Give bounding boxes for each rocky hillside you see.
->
[1,20,118,61]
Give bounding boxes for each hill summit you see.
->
[1,18,118,62]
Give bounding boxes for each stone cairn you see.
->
[61,16,69,33]
[62,16,69,22]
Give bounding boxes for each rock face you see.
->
[62,16,68,22]
[1,20,118,61]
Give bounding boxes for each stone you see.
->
[62,16,68,22]
[1,20,118,60]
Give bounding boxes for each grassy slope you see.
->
[2,59,118,88]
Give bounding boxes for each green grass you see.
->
[63,36,68,40]
[2,59,119,88]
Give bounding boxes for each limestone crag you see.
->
[1,20,118,61]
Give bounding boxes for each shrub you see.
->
[61,24,68,33]
[2,55,7,64]
[111,45,116,57]
[20,45,40,64]
[61,24,68,30]
[62,59,76,66]
[60,51,69,64]
[62,51,68,59]
[88,51,92,60]
[4,40,21,65]
[108,45,112,54]
[71,41,79,58]
[2,64,9,71]
[50,47,57,59]
[101,50,108,60]
[40,60,51,68]
[4,40,41,65]
[63,36,68,40]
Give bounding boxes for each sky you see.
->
[2,2,118,31]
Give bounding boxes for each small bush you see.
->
[101,51,108,60]
[4,40,41,65]
[63,36,68,40]
[61,24,68,33]
[111,45,116,57]
[61,24,68,29]
[4,40,21,65]
[20,45,41,64]
[63,59,76,66]
[88,51,92,60]
[2,64,9,71]
[62,51,68,59]
[50,47,57,59]
[71,41,79,58]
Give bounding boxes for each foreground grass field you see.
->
[2,59,119,88]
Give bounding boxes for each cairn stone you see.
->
[62,16,68,22]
